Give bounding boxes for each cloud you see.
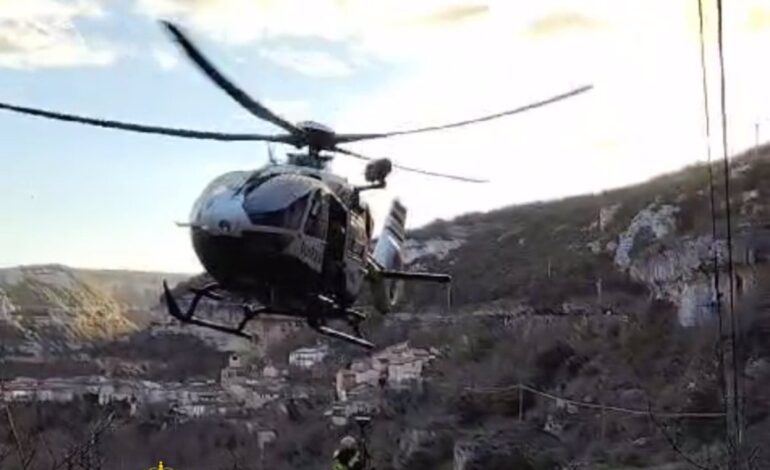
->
[259,46,353,78]
[135,0,352,43]
[135,0,501,59]
[417,4,490,26]
[527,11,604,37]
[0,0,116,69]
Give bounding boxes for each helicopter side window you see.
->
[284,195,309,229]
[248,193,309,230]
[303,191,328,239]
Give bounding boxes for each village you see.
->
[0,341,438,428]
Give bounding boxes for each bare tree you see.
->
[645,400,720,470]
[50,410,116,470]
[222,448,246,470]
[1,381,42,470]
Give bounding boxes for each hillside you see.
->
[403,143,770,326]
[0,264,188,357]
[309,145,770,469]
[78,268,191,322]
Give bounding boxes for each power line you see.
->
[696,0,742,466]
[459,383,725,419]
[696,0,731,459]
[715,0,742,460]
[518,384,725,419]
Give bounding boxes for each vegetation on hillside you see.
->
[404,144,770,311]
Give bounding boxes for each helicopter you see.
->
[0,21,592,349]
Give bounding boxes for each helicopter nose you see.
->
[191,227,299,291]
[195,193,245,236]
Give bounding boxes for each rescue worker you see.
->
[332,435,365,470]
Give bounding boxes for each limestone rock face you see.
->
[404,236,465,265]
[612,204,731,325]
[614,203,679,269]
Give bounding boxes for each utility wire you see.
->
[458,383,725,418]
[715,0,742,460]
[696,0,731,460]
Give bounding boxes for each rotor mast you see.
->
[284,121,338,169]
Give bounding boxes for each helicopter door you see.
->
[303,190,328,240]
[324,196,348,295]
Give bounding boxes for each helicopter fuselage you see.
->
[188,163,373,314]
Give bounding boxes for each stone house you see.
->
[289,345,329,369]
[334,342,437,402]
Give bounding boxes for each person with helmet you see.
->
[332,435,365,470]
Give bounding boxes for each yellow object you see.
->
[149,461,174,470]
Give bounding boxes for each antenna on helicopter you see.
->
[267,143,278,165]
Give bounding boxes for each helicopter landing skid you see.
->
[311,323,374,349]
[162,281,375,349]
[310,296,375,349]
[162,281,267,340]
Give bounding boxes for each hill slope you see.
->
[0,264,188,357]
[403,144,770,327]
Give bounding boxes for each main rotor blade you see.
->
[163,21,302,138]
[334,84,593,144]
[335,146,488,183]
[0,101,296,142]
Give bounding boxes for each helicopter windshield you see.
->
[242,175,318,230]
[190,171,250,222]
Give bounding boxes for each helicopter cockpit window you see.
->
[237,170,274,196]
[190,171,250,221]
[303,191,328,239]
[247,194,309,229]
[204,171,251,197]
[242,176,318,230]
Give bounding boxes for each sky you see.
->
[3,0,770,273]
